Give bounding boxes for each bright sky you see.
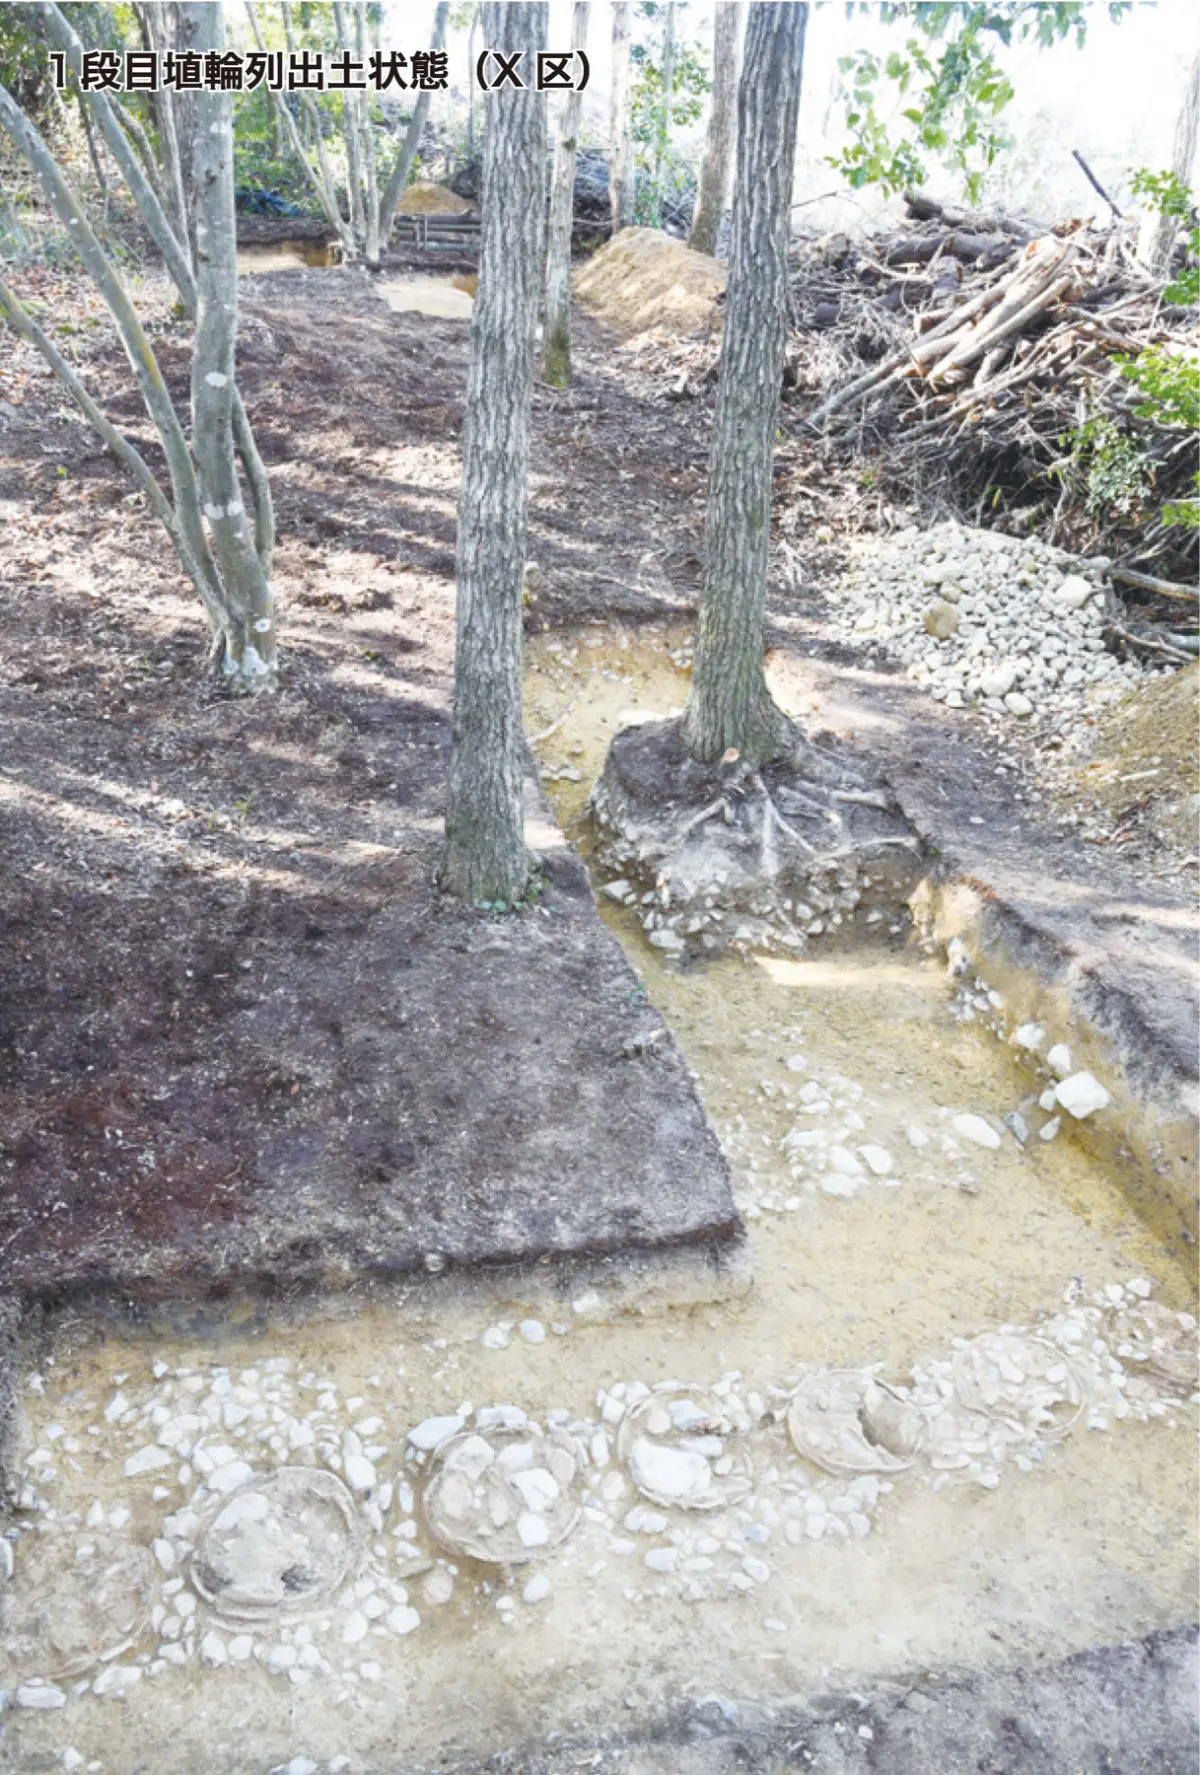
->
[380,1,1198,227]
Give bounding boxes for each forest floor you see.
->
[0,254,1196,1773]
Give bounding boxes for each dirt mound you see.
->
[397,181,473,215]
[1068,663,1199,854]
[574,227,725,338]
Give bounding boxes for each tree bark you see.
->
[379,1,450,245]
[355,2,380,266]
[652,1,677,227]
[440,2,547,907]
[542,1,589,388]
[185,1,277,690]
[610,3,635,232]
[688,1,745,257]
[138,2,191,266]
[681,1,807,767]
[332,0,365,245]
[1145,51,1200,276]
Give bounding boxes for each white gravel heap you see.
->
[833,519,1161,724]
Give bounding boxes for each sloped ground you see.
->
[0,266,737,1307]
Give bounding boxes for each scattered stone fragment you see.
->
[1054,1071,1111,1118]
[519,1320,546,1345]
[1039,1116,1061,1142]
[522,1573,551,1604]
[951,1113,1002,1150]
[14,1680,66,1709]
[857,1143,894,1176]
[1010,1023,1045,1051]
[408,1415,466,1452]
[1046,1043,1073,1077]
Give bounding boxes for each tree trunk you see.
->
[185,1,278,690]
[1145,51,1200,276]
[681,1,807,767]
[440,2,547,907]
[332,0,365,245]
[355,1,380,266]
[379,1,450,244]
[652,1,677,227]
[610,3,635,233]
[139,2,190,267]
[542,1,589,388]
[688,1,745,257]
[467,2,479,164]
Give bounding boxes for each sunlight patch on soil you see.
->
[376,276,474,319]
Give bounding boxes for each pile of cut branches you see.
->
[794,193,1197,589]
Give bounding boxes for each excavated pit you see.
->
[0,625,1194,1774]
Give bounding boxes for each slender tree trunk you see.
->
[689,1,745,257]
[185,1,277,690]
[332,0,364,245]
[355,1,380,265]
[441,2,547,907]
[247,0,354,253]
[610,3,635,232]
[379,1,450,244]
[652,1,676,227]
[1145,51,1200,275]
[467,2,479,164]
[141,3,190,267]
[542,1,589,388]
[681,2,807,767]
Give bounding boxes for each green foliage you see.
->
[1067,413,1153,520]
[630,3,709,220]
[1114,168,1200,521]
[1131,167,1199,304]
[831,3,1131,203]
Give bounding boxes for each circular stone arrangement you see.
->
[951,1331,1089,1439]
[3,1529,155,1679]
[1100,1296,1199,1398]
[191,1467,363,1621]
[422,1424,584,1563]
[832,519,1161,727]
[617,1383,755,1510]
[786,1370,925,1477]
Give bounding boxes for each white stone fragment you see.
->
[951,1114,1001,1150]
[124,1444,172,1477]
[1046,1043,1073,1077]
[1011,1023,1045,1051]
[519,1319,546,1345]
[516,1511,550,1548]
[1054,1071,1110,1119]
[857,1143,894,1176]
[14,1680,66,1709]
[481,1326,510,1350]
[387,1605,421,1636]
[341,1611,369,1645]
[228,1634,254,1662]
[286,1759,318,1775]
[210,1459,255,1494]
[201,1631,228,1666]
[408,1415,465,1451]
[92,1664,142,1698]
[522,1572,551,1604]
[628,1437,711,1501]
[343,1453,377,1493]
[905,1124,929,1148]
[1039,1117,1062,1142]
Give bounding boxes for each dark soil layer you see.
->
[0,269,731,1304]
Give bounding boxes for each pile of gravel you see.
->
[831,520,1168,725]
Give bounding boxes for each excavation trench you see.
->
[0,626,1195,1773]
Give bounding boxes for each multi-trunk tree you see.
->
[439,1,547,906]
[0,0,277,691]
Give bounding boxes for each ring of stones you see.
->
[191,1467,364,1621]
[786,1370,924,1478]
[617,1383,754,1510]
[422,1425,584,1564]
[951,1332,1089,1438]
[4,1529,156,1679]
